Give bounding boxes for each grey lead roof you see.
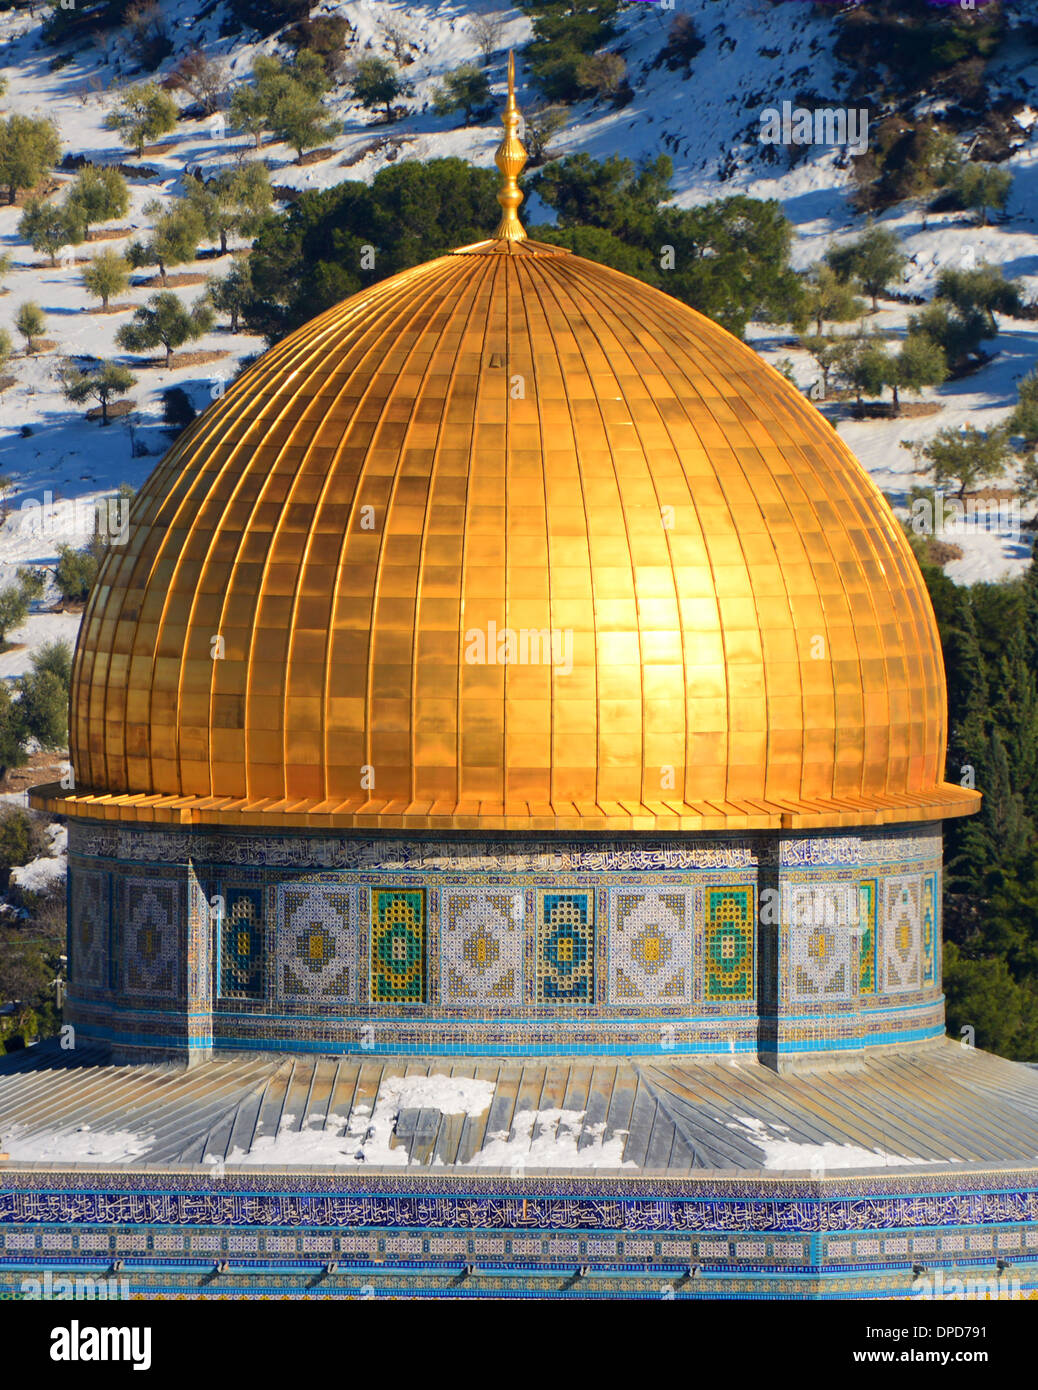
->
[1,1039,1036,1176]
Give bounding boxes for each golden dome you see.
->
[39,119,978,833]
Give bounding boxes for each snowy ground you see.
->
[9,821,67,896]
[0,0,1033,663]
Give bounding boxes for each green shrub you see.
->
[54,543,100,604]
[162,385,197,430]
[0,683,26,775]
[18,668,68,749]
[518,0,623,103]
[0,807,48,880]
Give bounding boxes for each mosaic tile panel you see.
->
[120,878,179,998]
[71,824,762,872]
[276,883,360,1006]
[537,891,594,1003]
[883,875,922,993]
[609,889,693,1005]
[64,819,946,1060]
[371,889,425,1003]
[922,872,937,985]
[107,895,121,993]
[219,886,264,1001]
[858,879,877,994]
[440,888,523,1006]
[787,884,854,1003]
[188,876,212,1008]
[704,886,754,1001]
[69,869,108,989]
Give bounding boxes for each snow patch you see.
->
[227,1073,495,1167]
[9,820,69,895]
[3,1124,154,1164]
[222,1076,632,1169]
[379,1073,496,1115]
[728,1115,933,1170]
[466,1107,634,1170]
[10,854,66,895]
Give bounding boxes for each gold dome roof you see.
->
[37,67,978,834]
[37,230,978,832]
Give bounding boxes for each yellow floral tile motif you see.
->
[705,886,754,1001]
[441,889,523,1005]
[537,892,594,1003]
[609,890,692,1005]
[371,889,425,1003]
[858,880,877,994]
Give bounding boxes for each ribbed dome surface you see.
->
[53,238,978,830]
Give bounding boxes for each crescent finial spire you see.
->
[494,51,527,242]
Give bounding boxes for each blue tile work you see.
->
[64,823,946,1061]
[0,1169,1036,1300]
[218,887,264,1001]
[537,891,594,1002]
[608,889,693,1006]
[440,889,524,1006]
[117,878,180,999]
[922,872,938,985]
[275,883,360,1007]
[858,880,877,994]
[68,869,108,991]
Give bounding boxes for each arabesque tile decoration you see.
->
[63,821,943,1061]
[0,1168,1036,1300]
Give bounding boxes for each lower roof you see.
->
[1,1039,1035,1177]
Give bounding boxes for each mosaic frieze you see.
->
[440,888,524,1006]
[780,829,942,869]
[3,1178,1038,1235]
[65,820,947,1056]
[608,888,693,1005]
[68,824,761,873]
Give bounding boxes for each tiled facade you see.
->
[64,821,944,1063]
[1,1168,1035,1301]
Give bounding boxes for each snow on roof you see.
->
[1,1041,1036,1173]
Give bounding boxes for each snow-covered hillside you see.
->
[0,0,1034,662]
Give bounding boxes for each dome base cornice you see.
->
[30,782,980,830]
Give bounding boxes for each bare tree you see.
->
[470,13,504,67]
[524,104,567,166]
[164,48,227,116]
[379,16,416,67]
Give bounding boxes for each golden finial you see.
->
[494,51,527,242]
